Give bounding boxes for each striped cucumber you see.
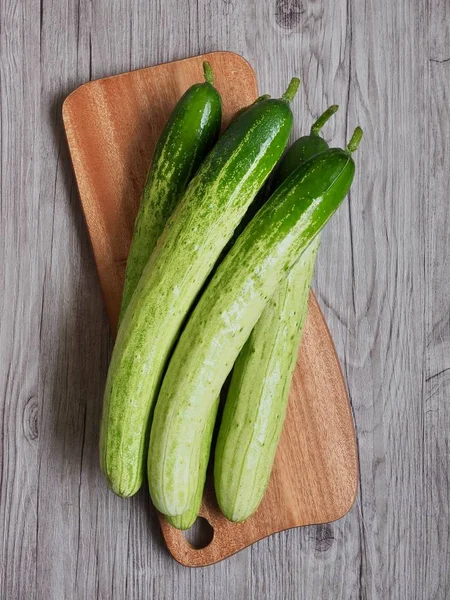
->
[215,106,338,522]
[100,79,299,498]
[165,106,337,528]
[120,62,220,523]
[119,62,222,320]
[165,397,219,529]
[228,105,339,254]
[148,128,363,516]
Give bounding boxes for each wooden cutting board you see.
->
[63,51,358,567]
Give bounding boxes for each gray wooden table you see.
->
[1,0,449,598]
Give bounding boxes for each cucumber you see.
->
[214,236,319,523]
[272,104,338,187]
[148,128,362,516]
[165,397,219,530]
[229,105,339,253]
[100,79,300,498]
[119,62,222,320]
[215,106,338,522]
[230,94,271,122]
[165,106,337,528]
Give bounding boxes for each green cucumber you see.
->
[272,104,338,187]
[119,62,222,320]
[214,236,319,523]
[100,79,300,498]
[215,106,338,522]
[165,106,337,529]
[148,128,362,516]
[229,105,339,252]
[165,397,219,530]
[230,94,271,122]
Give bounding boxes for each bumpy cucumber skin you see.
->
[233,135,329,244]
[100,99,293,498]
[174,131,327,526]
[214,130,330,522]
[119,82,222,321]
[120,80,221,522]
[164,397,219,529]
[215,236,320,522]
[148,149,355,516]
[166,96,286,529]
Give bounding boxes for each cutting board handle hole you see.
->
[183,517,214,550]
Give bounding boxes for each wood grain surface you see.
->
[62,51,358,567]
[0,0,448,598]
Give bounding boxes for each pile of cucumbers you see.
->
[100,62,362,528]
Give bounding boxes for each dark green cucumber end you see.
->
[203,61,214,85]
[310,104,339,135]
[346,126,363,153]
[281,77,301,103]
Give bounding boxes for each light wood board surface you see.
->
[62,51,358,567]
[0,0,449,598]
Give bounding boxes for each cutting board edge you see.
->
[159,290,359,568]
[161,485,359,568]
[61,50,257,122]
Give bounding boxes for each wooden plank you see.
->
[0,1,41,598]
[248,2,365,598]
[35,1,112,598]
[424,0,450,596]
[305,0,429,596]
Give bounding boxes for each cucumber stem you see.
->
[282,77,301,103]
[256,94,271,103]
[310,105,339,135]
[203,61,214,85]
[346,126,363,153]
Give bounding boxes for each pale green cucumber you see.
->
[100,81,300,497]
[148,136,361,516]
[165,397,219,530]
[215,106,339,522]
[166,96,297,530]
[214,236,319,522]
[188,107,336,527]
[119,62,222,320]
